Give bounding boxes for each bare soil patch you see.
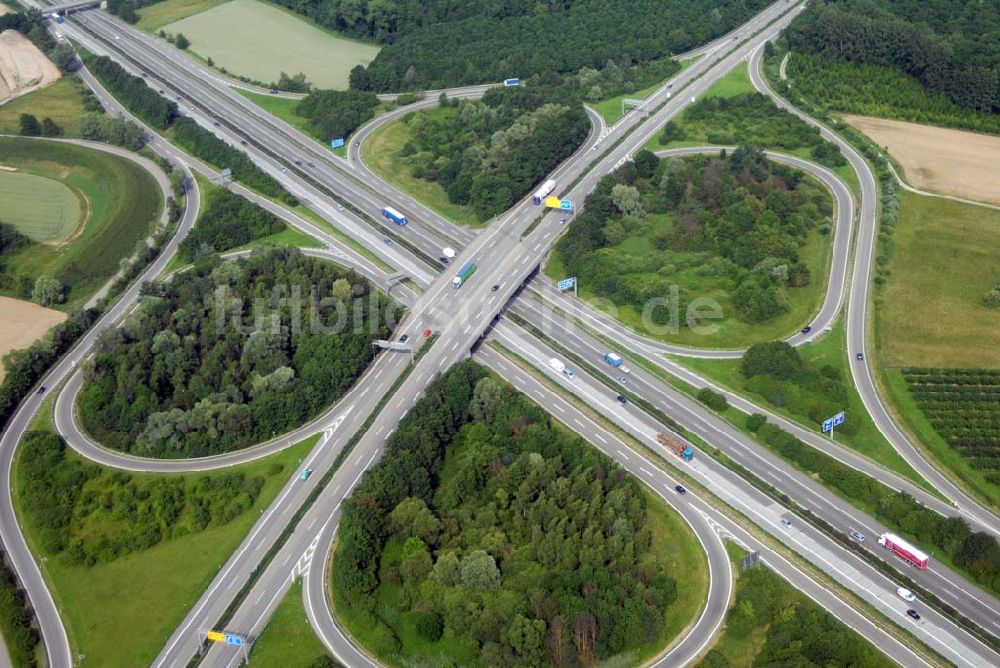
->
[844,114,1000,206]
[0,4,11,16]
[0,29,61,104]
[0,296,66,383]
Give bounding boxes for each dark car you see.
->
[906,609,920,620]
[491,284,500,292]
[213,121,220,127]
[37,386,46,395]
[384,237,393,245]
[801,325,812,334]
[439,256,450,264]
[240,140,248,145]
[675,485,686,494]
[856,352,864,361]
[398,334,409,343]
[294,160,302,166]
[616,394,628,404]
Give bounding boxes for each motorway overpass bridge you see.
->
[43,0,100,16]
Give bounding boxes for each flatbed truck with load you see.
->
[658,432,694,461]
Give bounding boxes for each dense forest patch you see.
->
[337,0,771,91]
[782,0,1000,131]
[552,146,833,345]
[78,248,394,457]
[333,362,699,666]
[393,86,589,219]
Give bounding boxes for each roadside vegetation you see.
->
[781,0,1000,133]
[83,53,298,205]
[248,580,335,667]
[178,188,285,261]
[364,85,589,224]
[679,324,917,481]
[0,557,39,668]
[13,423,317,667]
[550,146,834,348]
[78,248,393,458]
[0,136,162,308]
[332,362,705,666]
[0,78,88,136]
[699,544,893,667]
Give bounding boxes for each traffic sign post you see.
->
[822,411,845,440]
[557,277,577,297]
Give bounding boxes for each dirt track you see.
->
[844,115,1000,206]
[0,29,61,104]
[0,296,66,383]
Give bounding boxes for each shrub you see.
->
[697,387,729,412]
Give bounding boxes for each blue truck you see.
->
[503,78,521,87]
[453,261,477,288]
[604,352,623,367]
[382,206,407,225]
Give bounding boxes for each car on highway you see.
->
[675,485,686,494]
[398,334,409,343]
[907,609,921,620]
[240,140,247,145]
[336,205,344,211]
[781,517,792,526]
[384,237,393,245]
[294,160,302,166]
[897,587,916,602]
[439,256,450,264]
[616,375,627,384]
[563,368,575,379]
[856,352,864,361]
[616,394,628,404]
[491,284,500,292]
[280,166,287,172]
[299,469,313,481]
[37,386,46,395]
[213,121,220,127]
[269,88,277,94]
[801,325,812,334]
[849,531,865,542]
[559,218,567,224]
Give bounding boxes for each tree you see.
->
[41,117,63,137]
[508,615,546,666]
[399,538,433,584]
[741,341,804,379]
[469,377,502,423]
[659,120,685,144]
[49,42,77,72]
[416,612,443,641]
[31,276,65,306]
[388,497,441,545]
[633,149,658,179]
[460,549,501,591]
[206,56,214,67]
[174,33,190,50]
[18,114,40,136]
[697,387,728,412]
[429,551,460,586]
[611,183,643,217]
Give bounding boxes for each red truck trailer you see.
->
[878,533,929,569]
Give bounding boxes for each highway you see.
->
[5,0,998,666]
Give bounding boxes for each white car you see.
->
[897,587,916,602]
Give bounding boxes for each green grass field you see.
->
[136,0,231,31]
[0,171,81,242]
[0,137,162,307]
[878,191,1000,368]
[163,0,380,89]
[248,580,331,666]
[12,431,319,668]
[0,77,89,137]
[361,106,482,227]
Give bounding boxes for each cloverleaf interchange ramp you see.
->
[2,0,999,665]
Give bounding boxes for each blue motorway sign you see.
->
[557,277,576,291]
[822,411,845,433]
[559,199,574,211]
[225,634,244,647]
[330,137,345,149]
